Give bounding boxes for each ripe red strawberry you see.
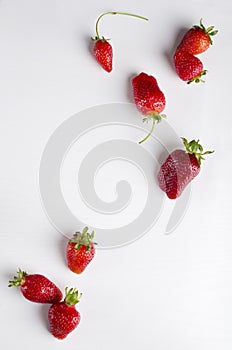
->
[157,138,214,199]
[132,72,166,143]
[177,19,218,55]
[48,287,81,340]
[174,50,207,83]
[93,39,112,72]
[66,226,96,274]
[8,269,62,303]
[92,11,148,72]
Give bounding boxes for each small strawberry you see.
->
[92,11,148,72]
[177,19,218,55]
[8,269,62,303]
[66,226,96,274]
[174,49,207,84]
[132,72,166,144]
[157,138,214,199]
[48,287,81,340]
[93,39,113,72]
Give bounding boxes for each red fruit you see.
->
[174,50,207,83]
[66,226,96,274]
[48,287,81,340]
[178,19,218,55]
[93,39,113,72]
[92,11,148,72]
[8,269,62,303]
[157,138,214,199]
[132,72,166,144]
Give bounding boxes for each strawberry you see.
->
[157,138,214,199]
[92,11,148,72]
[8,269,62,303]
[66,226,96,274]
[132,72,166,143]
[93,39,113,72]
[48,287,81,340]
[177,19,218,55]
[174,49,207,84]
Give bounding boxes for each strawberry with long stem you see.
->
[132,72,166,144]
[92,11,148,72]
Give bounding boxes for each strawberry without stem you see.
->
[48,287,81,340]
[178,19,218,55]
[66,227,96,274]
[174,49,207,84]
[8,269,62,303]
[92,11,148,72]
[132,72,166,144]
[157,138,214,199]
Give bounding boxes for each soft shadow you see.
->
[39,304,50,332]
[58,234,69,266]
[126,72,138,103]
[163,27,188,70]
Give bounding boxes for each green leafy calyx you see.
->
[8,269,27,287]
[64,287,82,306]
[181,137,214,166]
[187,70,207,84]
[194,18,218,45]
[69,226,96,251]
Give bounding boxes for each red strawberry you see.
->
[93,39,113,72]
[174,49,207,83]
[177,19,218,55]
[66,226,96,274]
[8,269,62,303]
[92,11,148,72]
[157,138,214,199]
[132,72,166,143]
[48,287,81,340]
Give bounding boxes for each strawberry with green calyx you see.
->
[66,226,97,274]
[132,72,166,144]
[8,269,62,303]
[92,11,148,72]
[48,287,82,340]
[157,138,214,199]
[178,19,218,55]
[174,49,207,84]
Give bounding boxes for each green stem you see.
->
[95,11,148,39]
[139,117,155,144]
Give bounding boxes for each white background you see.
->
[1,0,231,349]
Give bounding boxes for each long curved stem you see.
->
[95,11,148,39]
[139,117,155,144]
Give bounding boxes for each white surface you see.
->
[0,0,231,348]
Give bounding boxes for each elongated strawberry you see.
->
[48,287,81,340]
[132,72,166,143]
[93,39,112,72]
[178,19,218,55]
[92,11,148,72]
[157,138,214,199]
[174,49,207,83]
[8,269,62,303]
[66,227,96,274]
